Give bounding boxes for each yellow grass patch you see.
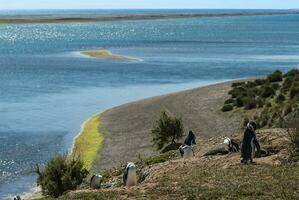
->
[73,113,103,170]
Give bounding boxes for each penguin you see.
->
[184,130,196,146]
[123,162,137,186]
[90,174,103,189]
[241,121,261,164]
[179,144,195,159]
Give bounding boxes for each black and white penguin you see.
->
[90,174,103,189]
[179,144,195,159]
[123,162,137,186]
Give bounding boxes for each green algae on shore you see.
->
[72,113,103,170]
[81,49,139,61]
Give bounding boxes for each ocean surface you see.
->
[0,9,299,199]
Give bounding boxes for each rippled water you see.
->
[1,10,299,199]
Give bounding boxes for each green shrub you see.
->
[266,102,272,107]
[152,110,184,150]
[244,97,257,110]
[276,94,286,103]
[235,97,245,107]
[282,77,293,92]
[228,86,246,98]
[246,81,257,88]
[36,154,88,198]
[246,88,257,98]
[261,85,275,98]
[258,109,270,127]
[254,79,267,85]
[284,69,299,78]
[267,70,283,82]
[290,84,299,99]
[272,83,280,90]
[283,105,293,116]
[231,82,245,87]
[224,98,234,104]
[222,104,234,112]
[256,97,265,108]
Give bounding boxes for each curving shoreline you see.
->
[90,79,247,172]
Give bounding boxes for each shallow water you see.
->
[1,10,299,199]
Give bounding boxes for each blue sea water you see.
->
[0,9,299,199]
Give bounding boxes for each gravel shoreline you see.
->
[92,80,244,172]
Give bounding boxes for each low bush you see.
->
[235,97,244,107]
[283,105,293,116]
[276,94,286,103]
[246,81,257,88]
[228,86,246,98]
[36,154,88,198]
[231,82,245,87]
[254,79,268,85]
[272,83,280,90]
[256,97,265,108]
[224,98,234,104]
[258,109,270,127]
[290,84,299,99]
[244,97,257,110]
[152,111,184,150]
[282,77,293,91]
[284,69,299,78]
[267,70,283,82]
[222,104,233,112]
[261,85,275,98]
[266,102,272,107]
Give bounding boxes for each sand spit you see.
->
[80,50,140,61]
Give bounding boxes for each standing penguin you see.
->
[184,130,196,146]
[179,144,195,158]
[123,162,137,186]
[241,121,261,164]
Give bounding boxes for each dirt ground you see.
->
[93,81,244,172]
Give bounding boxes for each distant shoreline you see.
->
[1,10,299,24]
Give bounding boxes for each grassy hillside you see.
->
[38,165,299,200]
[222,69,299,128]
[36,129,299,200]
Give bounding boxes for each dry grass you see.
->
[38,128,298,200]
